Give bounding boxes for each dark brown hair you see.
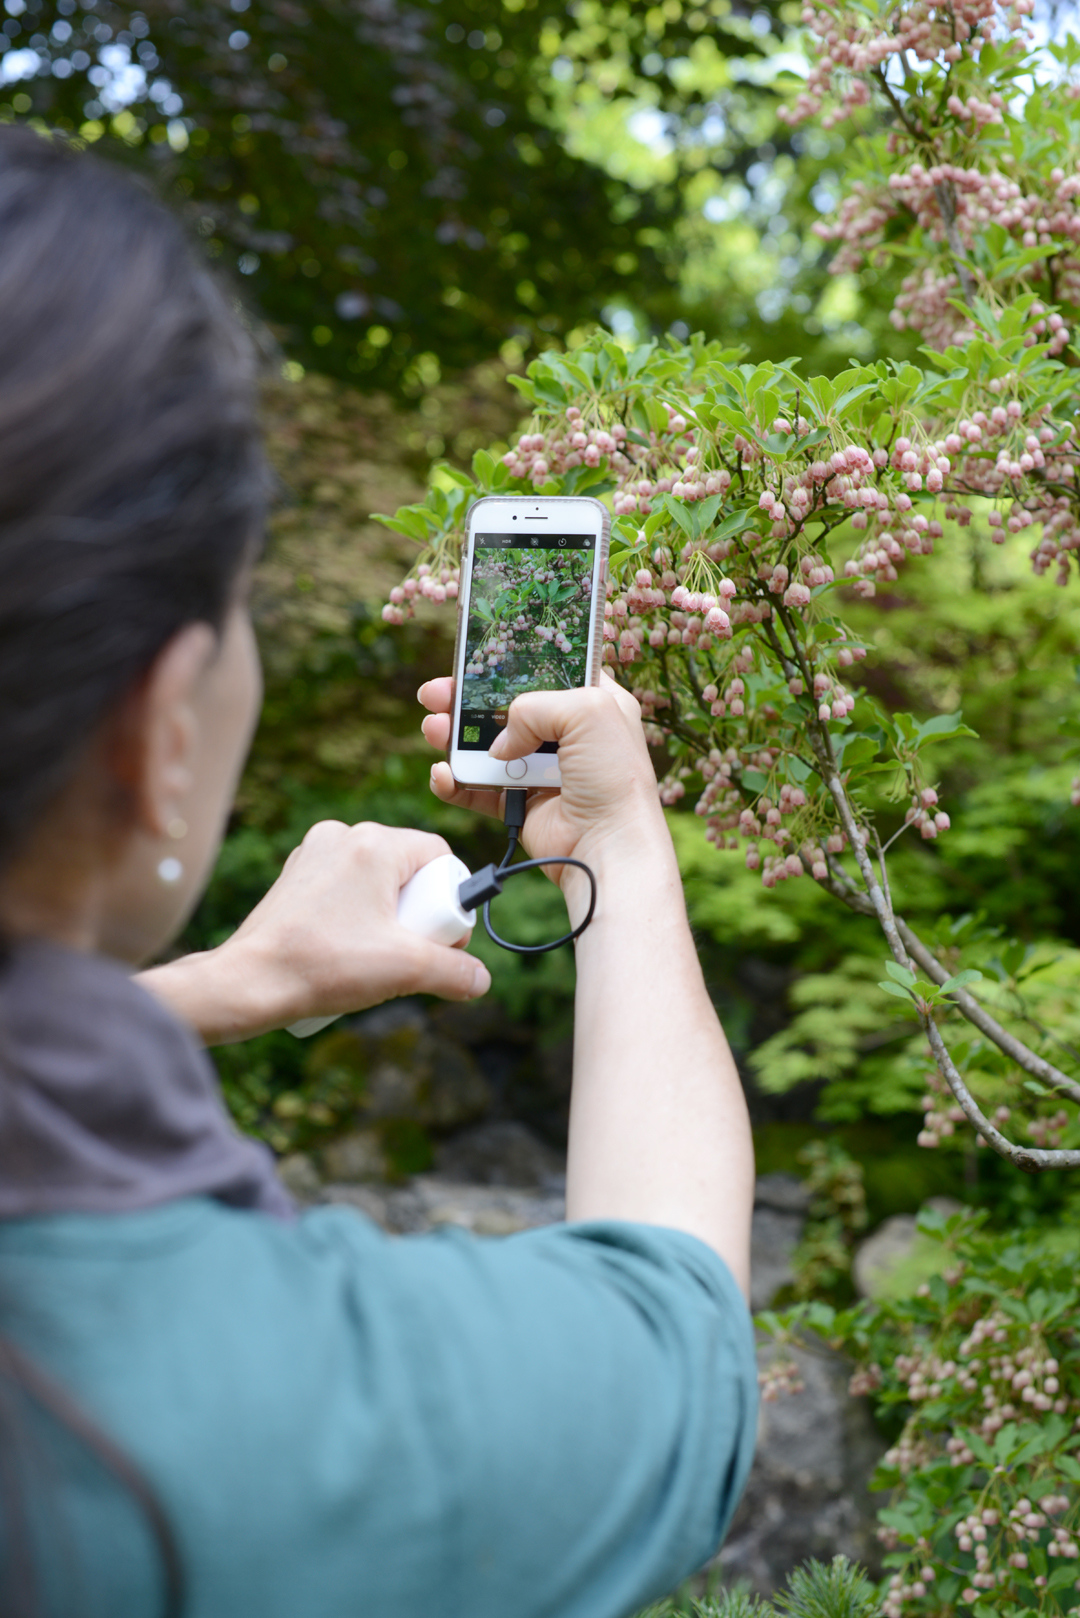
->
[0,123,266,869]
[0,123,268,1615]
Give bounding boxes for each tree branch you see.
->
[895,919,1080,1106]
[818,865,1080,1104]
[932,181,977,308]
[807,723,913,968]
[810,736,1080,1142]
[922,1016,1080,1172]
[756,603,1080,1149]
[867,66,976,309]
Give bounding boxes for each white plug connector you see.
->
[286,852,475,1039]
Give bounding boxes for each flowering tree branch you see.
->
[375,0,1080,1173]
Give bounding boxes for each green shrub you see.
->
[761,1211,1080,1616]
[636,1556,878,1618]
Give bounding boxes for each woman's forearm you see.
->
[563,835,754,1297]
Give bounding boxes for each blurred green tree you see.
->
[0,0,737,384]
[0,0,865,384]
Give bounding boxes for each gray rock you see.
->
[718,1340,885,1594]
[755,1172,813,1214]
[853,1197,963,1299]
[309,1002,494,1135]
[434,1121,565,1189]
[748,1171,809,1311]
[853,1213,919,1300]
[277,1152,322,1201]
[319,1128,387,1184]
[320,1175,566,1237]
[750,1205,805,1312]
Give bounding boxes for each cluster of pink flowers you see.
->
[906,785,950,841]
[758,1354,805,1402]
[819,159,1080,349]
[381,560,459,625]
[499,403,724,518]
[779,0,1078,360]
[781,0,1024,130]
[671,720,856,882]
[1029,1109,1071,1149]
[917,1067,1010,1148]
[837,412,1080,594]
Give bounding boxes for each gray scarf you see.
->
[0,937,293,1220]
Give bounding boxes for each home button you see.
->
[505,758,528,780]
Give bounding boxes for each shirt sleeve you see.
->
[297,1209,759,1618]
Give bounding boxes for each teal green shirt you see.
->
[0,1198,756,1617]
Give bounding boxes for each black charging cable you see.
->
[455,789,598,954]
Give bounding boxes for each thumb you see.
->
[402,935,492,1003]
[489,687,583,759]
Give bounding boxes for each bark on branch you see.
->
[808,720,1080,1167]
[817,858,1080,1107]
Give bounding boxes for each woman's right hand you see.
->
[417,675,675,898]
[420,675,754,1287]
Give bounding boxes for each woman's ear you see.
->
[107,623,217,840]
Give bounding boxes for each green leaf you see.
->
[432,463,478,490]
[471,447,496,484]
[839,736,881,769]
[878,980,916,1000]
[939,969,984,995]
[695,493,724,530]
[761,431,799,457]
[833,382,878,416]
[741,769,769,792]
[711,508,757,542]
[915,711,980,745]
[885,961,917,988]
[532,377,568,408]
[371,506,435,542]
[660,494,696,540]
[506,375,539,403]
[644,397,670,436]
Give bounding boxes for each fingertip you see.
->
[470,960,491,998]
[429,762,454,800]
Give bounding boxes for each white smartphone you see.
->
[448,494,610,790]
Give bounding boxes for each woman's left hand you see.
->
[137,820,491,1046]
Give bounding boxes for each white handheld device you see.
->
[448,494,609,792]
[287,853,475,1039]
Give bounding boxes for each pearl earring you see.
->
[158,857,184,885]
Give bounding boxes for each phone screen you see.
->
[456,531,597,751]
